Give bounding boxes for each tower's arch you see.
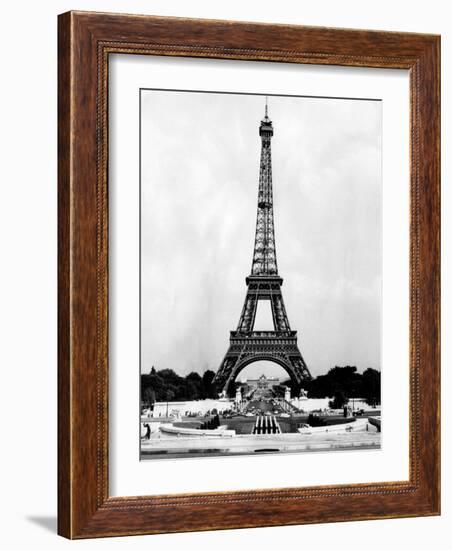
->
[223,354,299,395]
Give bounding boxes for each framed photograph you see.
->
[58,11,440,538]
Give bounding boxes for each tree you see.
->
[186,372,202,383]
[166,389,175,401]
[329,390,348,409]
[185,380,199,400]
[142,386,155,409]
[228,379,238,397]
[362,368,381,406]
[202,370,217,398]
[281,377,297,394]
[185,372,202,399]
[158,369,180,384]
[304,365,370,400]
[202,370,215,385]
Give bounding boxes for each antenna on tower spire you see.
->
[265,96,268,118]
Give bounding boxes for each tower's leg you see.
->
[237,292,258,333]
[213,352,240,395]
[287,355,312,384]
[270,292,291,331]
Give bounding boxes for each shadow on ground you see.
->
[26,516,57,534]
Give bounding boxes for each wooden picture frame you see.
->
[58,11,440,539]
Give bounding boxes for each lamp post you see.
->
[166,389,170,418]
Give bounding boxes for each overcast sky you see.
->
[140,90,381,380]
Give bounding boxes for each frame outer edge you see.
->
[57,11,73,539]
[409,37,441,517]
[57,10,441,538]
[425,36,441,515]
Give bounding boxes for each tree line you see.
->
[141,367,217,407]
[141,365,381,407]
[285,365,381,407]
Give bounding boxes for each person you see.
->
[144,423,151,439]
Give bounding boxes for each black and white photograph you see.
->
[140,89,382,459]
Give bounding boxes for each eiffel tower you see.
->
[214,99,312,395]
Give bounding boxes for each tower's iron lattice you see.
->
[214,100,312,395]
